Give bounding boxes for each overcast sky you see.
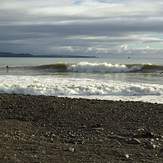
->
[0,0,163,57]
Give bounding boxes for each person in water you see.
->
[6,65,9,73]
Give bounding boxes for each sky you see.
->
[0,0,163,57]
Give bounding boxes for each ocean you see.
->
[0,56,163,103]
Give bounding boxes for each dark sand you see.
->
[0,94,162,163]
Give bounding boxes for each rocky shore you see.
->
[0,94,162,162]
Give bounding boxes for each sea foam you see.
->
[0,75,163,103]
[68,62,141,73]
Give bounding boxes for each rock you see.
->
[68,147,75,152]
[68,131,76,138]
[136,128,155,138]
[132,138,141,144]
[126,138,141,144]
[125,154,130,159]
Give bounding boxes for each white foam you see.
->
[68,62,142,73]
[0,75,163,103]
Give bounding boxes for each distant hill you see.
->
[0,52,33,57]
[0,52,96,58]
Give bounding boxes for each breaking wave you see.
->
[0,75,163,99]
[34,62,163,73]
[1,62,163,73]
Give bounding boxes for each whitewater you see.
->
[0,57,163,104]
[0,75,163,104]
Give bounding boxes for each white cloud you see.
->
[49,46,77,53]
[27,0,161,19]
[120,44,128,51]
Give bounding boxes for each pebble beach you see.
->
[0,94,162,162]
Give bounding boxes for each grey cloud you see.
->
[0,0,163,56]
[1,17,163,36]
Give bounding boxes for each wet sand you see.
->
[0,94,162,163]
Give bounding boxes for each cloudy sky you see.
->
[0,0,163,57]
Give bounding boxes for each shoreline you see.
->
[0,94,162,162]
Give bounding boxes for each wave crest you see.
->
[1,62,163,73]
[68,62,141,73]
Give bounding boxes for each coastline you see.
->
[0,94,162,162]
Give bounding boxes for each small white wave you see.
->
[68,62,142,73]
[0,75,163,103]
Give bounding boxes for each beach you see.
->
[1,0,163,162]
[0,94,162,162]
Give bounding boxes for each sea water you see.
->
[0,56,163,103]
